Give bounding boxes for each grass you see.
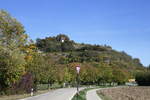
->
[72,88,94,100]
[0,90,50,100]
[0,84,61,100]
[37,83,62,90]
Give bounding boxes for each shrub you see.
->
[12,73,33,94]
[135,72,150,86]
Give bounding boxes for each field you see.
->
[97,86,150,100]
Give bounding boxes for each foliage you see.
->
[72,88,93,100]
[12,72,33,94]
[0,10,27,48]
[36,34,74,52]
[80,65,99,84]
[0,10,27,94]
[135,71,150,86]
[56,34,70,42]
[0,47,25,94]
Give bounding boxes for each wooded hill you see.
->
[34,34,146,85]
[36,34,145,74]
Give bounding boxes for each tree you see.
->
[36,38,62,52]
[80,65,98,85]
[133,58,143,67]
[56,34,70,42]
[136,71,150,86]
[61,41,75,52]
[39,55,57,88]
[63,67,73,84]
[0,47,25,93]
[25,53,45,91]
[36,34,75,52]
[112,68,128,85]
[0,10,27,94]
[0,10,27,48]
[148,65,150,70]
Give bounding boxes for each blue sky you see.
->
[1,0,150,66]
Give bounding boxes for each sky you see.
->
[1,0,150,66]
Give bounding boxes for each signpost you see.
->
[76,66,80,100]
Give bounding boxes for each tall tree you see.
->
[0,10,27,48]
[0,10,27,94]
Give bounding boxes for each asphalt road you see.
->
[21,88,82,100]
[86,89,102,100]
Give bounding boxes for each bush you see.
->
[12,73,33,94]
[135,72,150,86]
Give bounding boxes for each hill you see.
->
[36,34,144,71]
[34,34,146,85]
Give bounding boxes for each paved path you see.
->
[21,88,83,100]
[86,89,102,100]
[86,86,125,100]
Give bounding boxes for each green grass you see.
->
[37,83,62,90]
[72,88,94,100]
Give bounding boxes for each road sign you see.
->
[76,66,80,74]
